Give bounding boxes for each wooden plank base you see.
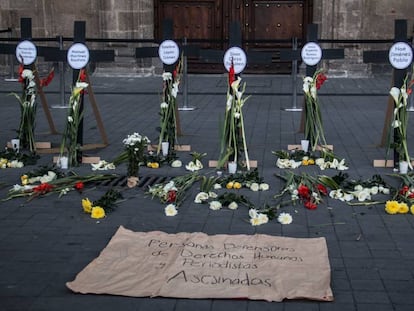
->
[208,160,258,169]
[53,156,101,164]
[287,144,333,151]
[148,144,191,152]
[373,159,414,168]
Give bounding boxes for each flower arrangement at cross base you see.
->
[385,172,414,215]
[217,62,251,171]
[303,69,328,151]
[387,73,414,171]
[59,69,88,167]
[157,57,183,158]
[113,132,150,187]
[273,149,348,170]
[10,68,37,153]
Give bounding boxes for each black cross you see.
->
[280,24,344,114]
[363,19,412,168]
[198,21,273,70]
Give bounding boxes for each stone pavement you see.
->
[0,71,414,311]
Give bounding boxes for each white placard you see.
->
[223,47,247,74]
[301,42,322,66]
[389,42,413,70]
[15,40,37,65]
[67,43,90,69]
[158,40,180,65]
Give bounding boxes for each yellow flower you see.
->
[91,206,106,219]
[302,159,309,166]
[308,159,315,165]
[385,200,400,215]
[82,198,93,213]
[147,162,152,167]
[233,182,241,189]
[398,202,409,214]
[150,162,160,169]
[410,205,414,214]
[21,175,28,185]
[226,182,234,189]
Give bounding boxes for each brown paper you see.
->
[67,226,333,302]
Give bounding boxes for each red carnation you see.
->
[304,200,317,210]
[228,59,235,86]
[399,185,409,195]
[297,184,310,199]
[317,184,328,196]
[315,73,327,90]
[167,190,177,203]
[74,181,84,192]
[33,183,54,194]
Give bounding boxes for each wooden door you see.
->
[154,0,313,74]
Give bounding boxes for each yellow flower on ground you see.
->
[233,182,241,189]
[150,162,159,169]
[91,206,106,219]
[302,159,309,165]
[21,175,28,185]
[385,200,400,215]
[226,182,234,189]
[82,198,93,213]
[308,159,315,165]
[410,205,414,214]
[398,202,409,214]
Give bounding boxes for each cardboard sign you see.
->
[67,226,334,302]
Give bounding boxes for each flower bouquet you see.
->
[10,68,37,153]
[387,74,414,171]
[217,64,251,171]
[157,57,183,157]
[59,70,89,167]
[302,70,328,151]
[113,132,150,187]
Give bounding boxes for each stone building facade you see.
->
[0,0,413,77]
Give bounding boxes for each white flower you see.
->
[258,213,269,224]
[329,189,343,199]
[7,160,24,168]
[226,95,232,111]
[162,72,172,80]
[249,208,259,219]
[234,112,240,119]
[194,192,209,203]
[250,217,262,226]
[171,83,179,98]
[343,193,354,202]
[163,181,176,193]
[76,82,88,89]
[315,158,325,167]
[370,186,379,195]
[28,80,36,88]
[39,171,57,184]
[392,120,401,128]
[171,160,182,168]
[354,185,363,191]
[250,182,259,191]
[186,159,203,171]
[213,183,222,190]
[381,188,390,195]
[91,160,115,171]
[208,191,218,198]
[67,116,73,123]
[310,86,317,99]
[209,200,222,210]
[165,204,178,216]
[250,212,268,226]
[357,189,371,202]
[259,183,269,191]
[277,212,293,225]
[228,201,238,210]
[160,102,168,109]
[390,87,400,104]
[337,159,348,170]
[21,69,34,79]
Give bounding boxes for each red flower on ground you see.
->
[33,183,54,194]
[167,190,177,203]
[304,200,317,210]
[399,185,409,195]
[74,181,84,192]
[297,184,310,199]
[317,184,328,196]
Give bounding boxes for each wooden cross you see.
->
[363,19,413,169]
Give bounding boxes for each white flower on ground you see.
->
[249,208,259,219]
[228,201,238,210]
[357,189,371,202]
[277,212,293,225]
[171,160,182,168]
[209,200,222,211]
[259,183,270,191]
[213,183,222,190]
[258,213,269,224]
[39,171,57,184]
[163,181,176,193]
[185,159,203,171]
[208,191,218,199]
[249,212,268,226]
[381,187,390,195]
[370,186,379,195]
[250,182,259,191]
[194,192,209,203]
[165,204,178,216]
[7,160,24,168]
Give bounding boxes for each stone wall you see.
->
[0,0,413,77]
[313,0,414,77]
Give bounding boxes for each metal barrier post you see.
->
[4,28,18,82]
[179,37,196,111]
[52,35,68,108]
[284,37,302,112]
